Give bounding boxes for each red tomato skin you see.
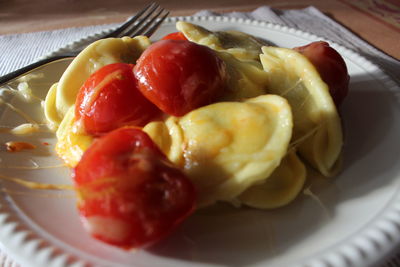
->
[134,40,227,116]
[161,32,188,41]
[294,41,350,106]
[73,127,196,249]
[75,63,161,135]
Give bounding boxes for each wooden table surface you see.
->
[0,0,399,60]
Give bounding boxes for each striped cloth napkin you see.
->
[1,5,400,267]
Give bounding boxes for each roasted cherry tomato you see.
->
[161,32,188,41]
[75,63,161,135]
[294,41,349,106]
[73,127,196,249]
[134,39,227,116]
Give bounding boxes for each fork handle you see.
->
[0,55,75,85]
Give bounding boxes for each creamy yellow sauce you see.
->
[0,174,72,190]
[0,76,48,135]
[0,77,72,191]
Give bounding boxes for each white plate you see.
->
[1,16,400,267]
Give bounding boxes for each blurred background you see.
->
[0,0,399,58]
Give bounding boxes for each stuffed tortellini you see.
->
[144,95,293,206]
[238,150,306,209]
[177,22,343,178]
[176,21,267,61]
[44,36,151,126]
[260,46,343,176]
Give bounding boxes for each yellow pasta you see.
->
[46,21,344,211]
[144,95,293,206]
[45,36,151,126]
[260,46,343,176]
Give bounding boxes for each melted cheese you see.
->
[9,123,40,135]
[55,106,93,167]
[260,46,343,176]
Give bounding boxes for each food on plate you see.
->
[44,36,151,127]
[260,46,343,177]
[238,150,306,209]
[143,94,293,206]
[161,31,188,41]
[217,51,269,100]
[43,21,348,249]
[75,63,161,135]
[5,141,36,152]
[74,127,195,248]
[134,39,227,116]
[294,41,350,106]
[176,21,266,61]
[54,106,93,167]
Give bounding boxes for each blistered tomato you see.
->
[73,127,196,249]
[75,63,161,135]
[294,41,350,106]
[161,32,188,41]
[134,39,227,116]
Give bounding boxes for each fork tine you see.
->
[103,2,156,38]
[0,3,168,85]
[117,5,163,37]
[126,7,168,37]
[116,3,161,38]
[142,11,169,37]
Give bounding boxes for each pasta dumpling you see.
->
[238,150,306,209]
[179,21,343,177]
[260,46,343,176]
[44,36,151,127]
[176,21,266,61]
[217,52,268,101]
[144,95,293,206]
[55,106,93,167]
[176,22,271,101]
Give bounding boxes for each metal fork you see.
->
[0,2,169,85]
